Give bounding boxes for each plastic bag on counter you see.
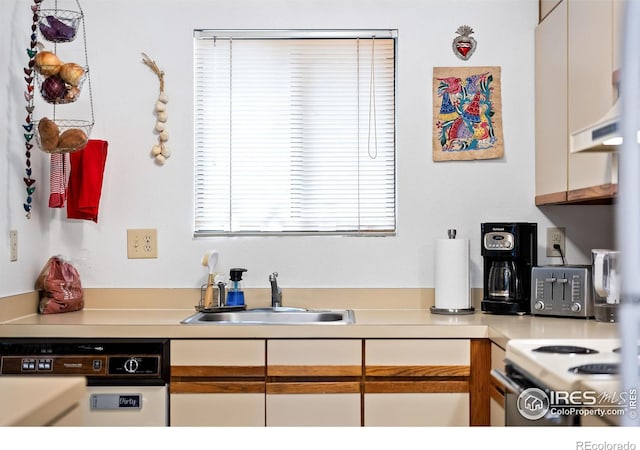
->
[35,255,84,314]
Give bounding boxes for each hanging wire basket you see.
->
[37,9,82,43]
[35,118,94,154]
[34,0,94,155]
[35,65,88,105]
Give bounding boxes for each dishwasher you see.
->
[0,338,169,426]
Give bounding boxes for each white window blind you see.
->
[194,30,396,235]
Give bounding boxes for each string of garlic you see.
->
[142,52,171,165]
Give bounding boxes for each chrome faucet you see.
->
[269,272,282,308]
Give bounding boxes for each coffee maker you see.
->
[481,222,537,314]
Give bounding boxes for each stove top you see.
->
[506,338,622,392]
[569,363,620,375]
[532,345,599,355]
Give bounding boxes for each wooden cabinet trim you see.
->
[267,381,361,394]
[469,338,491,426]
[170,380,265,394]
[535,191,568,206]
[365,365,469,378]
[365,380,468,393]
[171,365,265,378]
[566,183,617,203]
[267,365,362,377]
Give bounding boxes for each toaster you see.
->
[530,265,593,318]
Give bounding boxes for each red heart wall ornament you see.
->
[452,25,477,61]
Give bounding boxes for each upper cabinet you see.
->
[535,0,568,204]
[535,0,622,205]
[539,0,562,21]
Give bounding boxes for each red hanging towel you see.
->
[66,140,108,222]
[48,152,70,208]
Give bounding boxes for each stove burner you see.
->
[532,345,599,355]
[612,346,640,355]
[569,363,619,375]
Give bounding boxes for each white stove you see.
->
[498,338,640,426]
[506,338,623,393]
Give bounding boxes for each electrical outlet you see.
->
[127,229,158,259]
[546,227,566,257]
[9,230,17,262]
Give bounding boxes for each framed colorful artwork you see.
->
[432,66,503,161]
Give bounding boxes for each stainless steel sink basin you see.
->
[181,308,355,325]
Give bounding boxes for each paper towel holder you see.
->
[430,228,476,315]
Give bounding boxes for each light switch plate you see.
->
[9,230,17,262]
[127,229,158,259]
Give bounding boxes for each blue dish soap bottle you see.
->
[227,268,247,306]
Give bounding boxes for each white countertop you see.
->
[0,376,86,426]
[0,307,620,346]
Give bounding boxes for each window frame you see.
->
[193,29,398,237]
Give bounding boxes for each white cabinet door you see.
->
[171,393,264,427]
[365,393,468,426]
[266,393,361,427]
[535,0,568,200]
[364,339,471,426]
[266,339,362,427]
[567,0,616,191]
[170,339,265,427]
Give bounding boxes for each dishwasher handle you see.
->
[490,368,526,394]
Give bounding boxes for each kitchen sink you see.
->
[181,308,355,325]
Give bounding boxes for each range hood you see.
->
[570,99,622,153]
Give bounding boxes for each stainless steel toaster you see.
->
[530,265,593,318]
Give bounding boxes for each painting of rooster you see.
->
[433,66,503,161]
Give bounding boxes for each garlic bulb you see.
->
[142,53,171,165]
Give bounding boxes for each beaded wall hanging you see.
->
[22,0,43,218]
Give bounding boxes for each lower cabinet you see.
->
[266,339,362,426]
[267,393,361,426]
[169,338,492,426]
[363,339,475,426]
[365,393,469,426]
[170,339,266,426]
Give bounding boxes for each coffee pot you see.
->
[487,260,522,300]
[481,222,537,315]
[592,249,620,322]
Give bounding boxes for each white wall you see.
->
[1,1,51,296]
[1,0,614,296]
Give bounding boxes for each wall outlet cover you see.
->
[546,227,566,257]
[127,229,158,259]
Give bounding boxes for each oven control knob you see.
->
[123,357,140,373]
[534,301,545,311]
[571,303,582,313]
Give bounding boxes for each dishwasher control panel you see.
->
[0,339,168,382]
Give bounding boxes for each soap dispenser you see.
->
[227,268,248,306]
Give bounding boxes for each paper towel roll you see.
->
[434,238,471,310]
